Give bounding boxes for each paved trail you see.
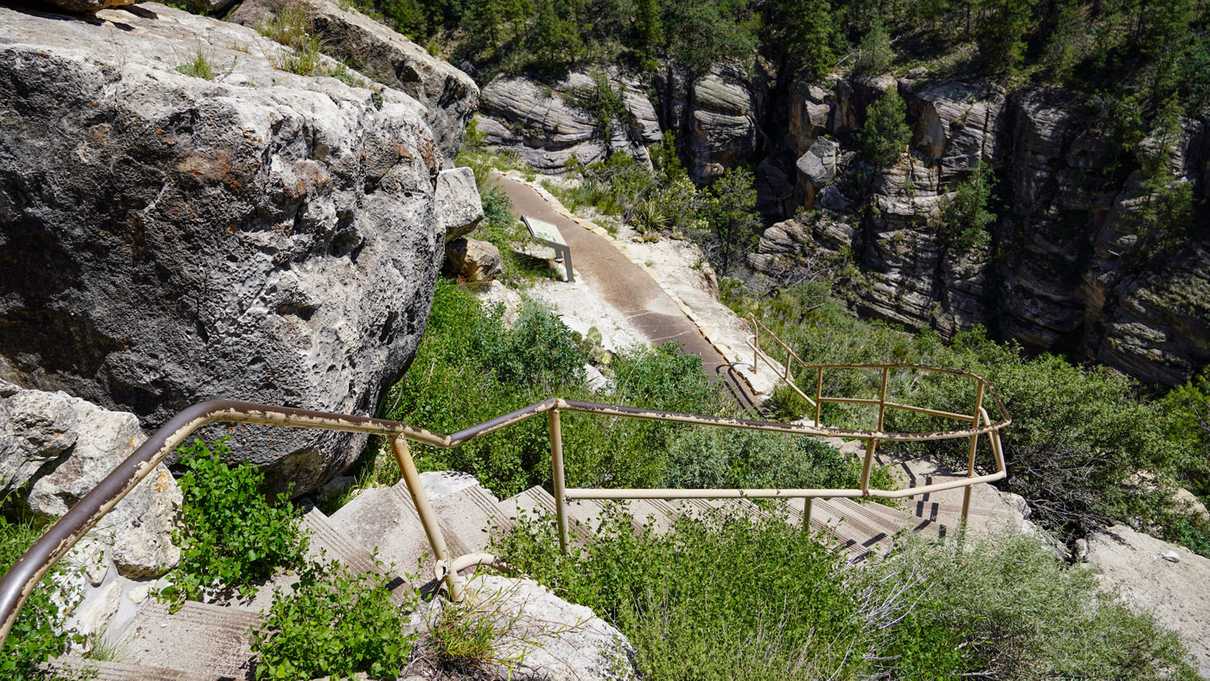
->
[491,174,758,410]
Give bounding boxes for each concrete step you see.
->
[48,656,210,680]
[327,485,434,581]
[416,472,514,554]
[244,508,409,612]
[496,486,596,541]
[114,600,259,680]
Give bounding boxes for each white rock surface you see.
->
[1086,525,1210,675]
[414,575,638,681]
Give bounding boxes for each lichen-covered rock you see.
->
[227,0,479,159]
[0,3,447,492]
[477,70,659,174]
[413,575,638,681]
[0,383,181,579]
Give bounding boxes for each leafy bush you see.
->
[497,513,1201,680]
[497,510,871,680]
[160,438,308,607]
[0,516,77,681]
[251,560,416,680]
[877,534,1200,681]
[699,167,761,275]
[665,426,895,494]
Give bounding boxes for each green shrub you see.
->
[160,438,308,608]
[251,560,416,681]
[497,514,1201,680]
[497,510,871,680]
[0,516,77,681]
[876,534,1200,681]
[665,426,894,494]
[382,279,860,503]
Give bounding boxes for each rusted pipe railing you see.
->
[1,355,1010,646]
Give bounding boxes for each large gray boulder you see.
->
[227,0,479,160]
[0,4,447,492]
[477,70,660,174]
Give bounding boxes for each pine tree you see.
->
[525,0,581,77]
[860,90,912,169]
[705,167,760,275]
[763,0,836,81]
[975,0,1039,78]
[633,0,664,64]
[855,17,894,76]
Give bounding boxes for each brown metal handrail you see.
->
[744,314,1009,523]
[0,368,1010,646]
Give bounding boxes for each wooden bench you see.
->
[522,215,574,282]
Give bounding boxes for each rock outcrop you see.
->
[227,0,479,160]
[655,63,761,181]
[1,381,182,580]
[1,381,182,652]
[477,70,660,174]
[1086,525,1210,676]
[413,574,639,681]
[435,166,485,242]
[0,3,449,492]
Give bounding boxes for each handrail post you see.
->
[391,435,462,601]
[959,381,987,531]
[802,497,813,532]
[860,367,890,496]
[548,408,569,554]
[814,367,823,427]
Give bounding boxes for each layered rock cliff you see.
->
[750,77,1210,386]
[470,57,1207,385]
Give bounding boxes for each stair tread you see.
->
[116,600,258,679]
[327,486,432,579]
[49,656,211,681]
[423,479,513,554]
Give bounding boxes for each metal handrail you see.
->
[0,366,1010,647]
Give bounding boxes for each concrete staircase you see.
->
[49,466,1008,679]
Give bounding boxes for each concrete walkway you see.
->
[490,173,759,410]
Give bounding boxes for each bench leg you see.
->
[561,246,574,282]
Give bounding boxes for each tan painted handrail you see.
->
[0,349,1010,647]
